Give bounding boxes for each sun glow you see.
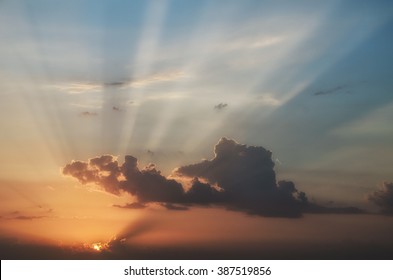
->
[91,242,104,252]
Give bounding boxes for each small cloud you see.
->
[161,203,189,211]
[214,103,228,110]
[113,202,147,209]
[368,182,393,215]
[80,111,98,117]
[12,215,46,220]
[112,106,121,112]
[313,85,347,96]
[104,81,128,88]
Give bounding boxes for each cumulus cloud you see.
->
[63,138,361,217]
[368,182,393,215]
[176,138,306,217]
[63,155,121,195]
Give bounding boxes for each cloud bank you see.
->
[63,138,360,218]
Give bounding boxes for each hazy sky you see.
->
[1,0,393,259]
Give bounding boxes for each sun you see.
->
[92,243,103,252]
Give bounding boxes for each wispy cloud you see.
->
[51,82,102,94]
[313,85,347,96]
[223,35,285,52]
[80,111,98,117]
[113,202,147,209]
[129,71,186,88]
[49,70,186,94]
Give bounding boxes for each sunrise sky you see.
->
[1,0,393,259]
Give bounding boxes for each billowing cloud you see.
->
[63,138,361,218]
[176,138,306,217]
[63,155,121,195]
[368,182,393,215]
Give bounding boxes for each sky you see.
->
[1,0,393,259]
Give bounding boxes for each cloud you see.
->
[63,138,361,218]
[368,182,393,215]
[176,138,306,217]
[80,111,98,117]
[50,70,185,94]
[51,82,102,94]
[11,215,46,220]
[129,71,186,88]
[104,81,128,88]
[214,103,228,110]
[161,203,189,211]
[113,202,147,209]
[313,85,347,96]
[112,106,121,112]
[63,155,121,195]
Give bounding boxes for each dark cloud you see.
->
[104,81,127,87]
[185,178,225,205]
[313,85,347,96]
[80,111,97,117]
[12,215,46,220]
[176,138,306,217]
[120,157,185,203]
[63,138,361,218]
[368,182,393,215]
[113,202,147,209]
[305,204,364,214]
[63,155,121,195]
[63,155,219,205]
[214,103,228,110]
[161,203,189,211]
